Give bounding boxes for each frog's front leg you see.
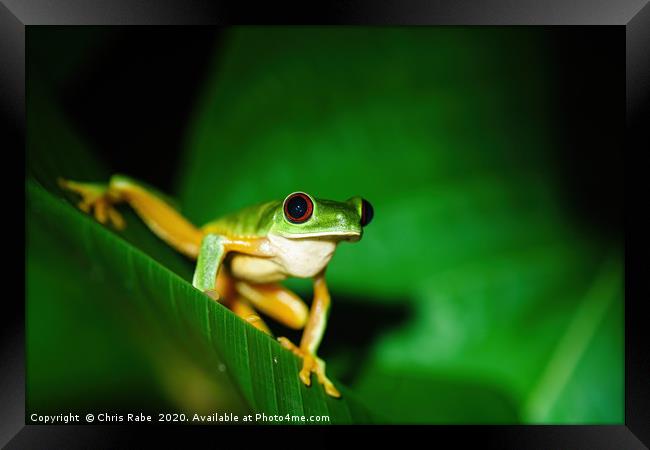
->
[192,234,271,300]
[277,270,340,398]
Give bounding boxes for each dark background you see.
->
[28,27,623,242]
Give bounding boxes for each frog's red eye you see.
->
[284,192,313,224]
[360,199,374,227]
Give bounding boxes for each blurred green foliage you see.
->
[27,27,622,424]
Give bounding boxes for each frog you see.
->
[58,174,374,398]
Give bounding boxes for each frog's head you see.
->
[270,192,373,241]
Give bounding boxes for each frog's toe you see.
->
[245,314,272,335]
[277,337,303,357]
[93,199,108,224]
[107,207,126,230]
[77,200,92,213]
[300,354,341,397]
[314,357,341,398]
[324,381,341,398]
[59,178,102,202]
[277,339,341,398]
[59,178,126,229]
[89,198,125,230]
[299,364,313,387]
[203,289,221,301]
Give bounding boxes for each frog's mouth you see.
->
[280,230,362,242]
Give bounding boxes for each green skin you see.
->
[193,192,365,295]
[205,194,364,238]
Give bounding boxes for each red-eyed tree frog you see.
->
[59,175,374,398]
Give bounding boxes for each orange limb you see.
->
[234,282,308,330]
[114,182,203,258]
[214,269,271,334]
[230,298,271,335]
[277,270,340,398]
[59,175,204,258]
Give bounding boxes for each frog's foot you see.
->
[58,178,125,230]
[244,314,271,334]
[277,337,341,398]
[203,289,222,302]
[226,296,272,335]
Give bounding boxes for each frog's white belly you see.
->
[229,234,336,283]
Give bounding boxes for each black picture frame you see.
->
[4,1,647,447]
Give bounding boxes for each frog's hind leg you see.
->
[59,174,204,258]
[234,281,309,331]
[214,269,271,334]
[230,298,272,334]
